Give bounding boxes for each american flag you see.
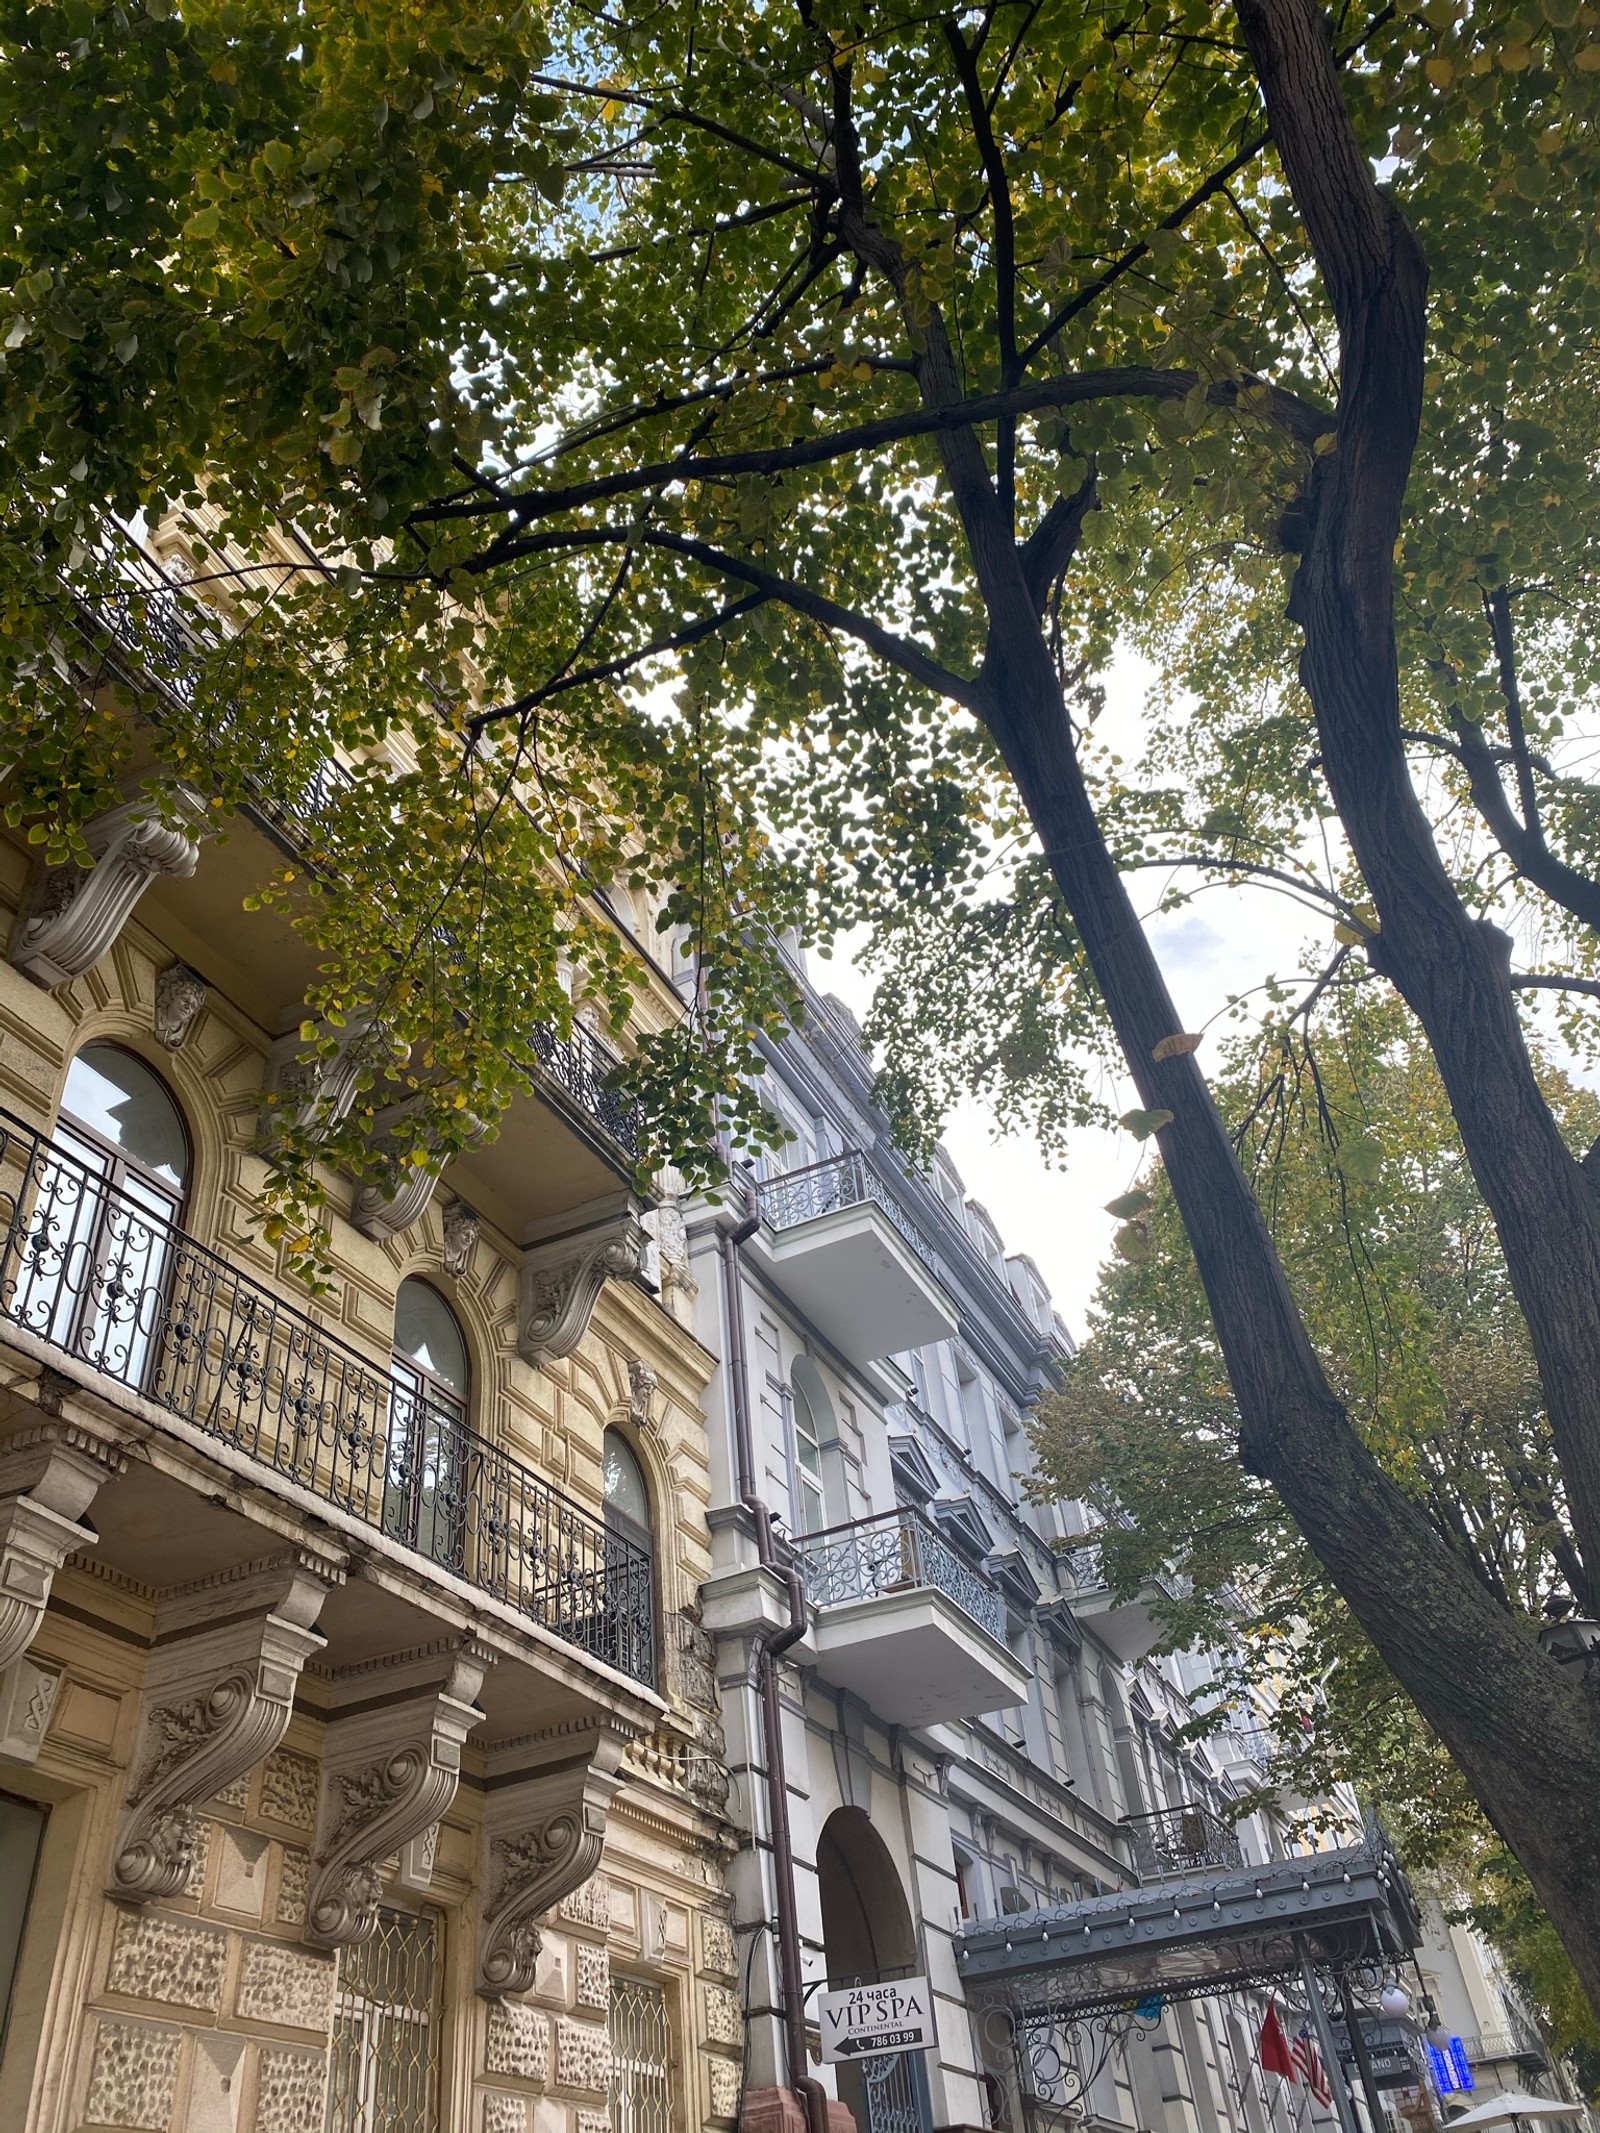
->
[1292,2023,1333,2107]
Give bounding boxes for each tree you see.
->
[8,0,1600,2002]
[1029,992,1600,2040]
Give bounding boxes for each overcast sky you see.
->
[808,654,1344,1343]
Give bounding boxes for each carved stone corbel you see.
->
[153,961,207,1050]
[8,790,205,989]
[304,1641,491,1948]
[263,1013,392,1139]
[0,1421,128,1675]
[351,1162,443,1243]
[109,1550,341,1905]
[518,1196,648,1370]
[477,1721,632,1997]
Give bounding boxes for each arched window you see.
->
[22,1044,191,1385]
[603,1429,655,1681]
[59,1042,190,1212]
[392,1279,469,1420]
[387,1280,470,1573]
[603,1429,652,1555]
[788,1358,834,1535]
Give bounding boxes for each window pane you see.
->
[393,1281,468,1396]
[63,1044,188,1189]
[603,1430,651,1529]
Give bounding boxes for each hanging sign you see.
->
[817,1976,935,2062]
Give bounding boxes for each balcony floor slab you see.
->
[809,1584,1029,1728]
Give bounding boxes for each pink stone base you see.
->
[738,2086,857,2133]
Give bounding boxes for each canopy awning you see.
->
[955,1832,1420,2020]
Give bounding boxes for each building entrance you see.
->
[816,1807,933,2133]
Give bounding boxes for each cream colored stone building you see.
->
[0,599,742,2133]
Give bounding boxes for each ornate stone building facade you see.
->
[686,963,1390,2133]
[0,547,741,2133]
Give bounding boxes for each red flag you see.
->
[1260,2002,1299,2082]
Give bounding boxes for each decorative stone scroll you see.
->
[477,1720,632,1998]
[109,1551,341,1906]
[350,1161,442,1243]
[0,1419,127,1676]
[8,789,205,989]
[518,1197,648,1370]
[153,961,207,1050]
[303,1640,491,1949]
[263,1013,391,1139]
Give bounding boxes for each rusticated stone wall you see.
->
[70,1734,338,2132]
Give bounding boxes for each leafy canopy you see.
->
[9,0,1600,1211]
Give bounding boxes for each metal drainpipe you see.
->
[721,1189,832,2133]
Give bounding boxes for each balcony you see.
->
[793,1505,1029,1727]
[68,534,643,1218]
[1063,1538,1172,1662]
[1122,1803,1243,1881]
[750,1152,957,1365]
[1460,2029,1549,2074]
[0,1103,653,1690]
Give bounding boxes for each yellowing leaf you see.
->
[1105,1190,1154,1219]
[1120,1107,1175,1140]
[1152,1032,1203,1060]
[1424,55,1455,86]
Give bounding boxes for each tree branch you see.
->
[410,367,1331,538]
[451,523,982,709]
[1508,974,1600,1004]
[464,594,770,736]
[1018,465,1099,612]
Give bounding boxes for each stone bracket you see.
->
[263,1012,391,1140]
[109,1551,341,1905]
[304,1640,492,1949]
[518,1197,648,1370]
[0,1420,128,1675]
[8,789,204,989]
[478,1720,633,1998]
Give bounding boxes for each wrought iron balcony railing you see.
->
[1122,1803,1244,1879]
[794,1504,1007,1643]
[1460,2028,1548,2069]
[0,1105,654,1685]
[755,1150,941,1279]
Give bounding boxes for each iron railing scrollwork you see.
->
[0,1104,654,1684]
[795,1505,1008,1643]
[1121,1802,1243,1879]
[756,1151,942,1280]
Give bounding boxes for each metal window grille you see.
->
[326,1906,441,2133]
[610,1977,673,2133]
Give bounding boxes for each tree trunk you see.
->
[1236,0,1600,1616]
[975,637,1600,2013]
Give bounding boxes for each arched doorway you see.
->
[817,1808,931,2133]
